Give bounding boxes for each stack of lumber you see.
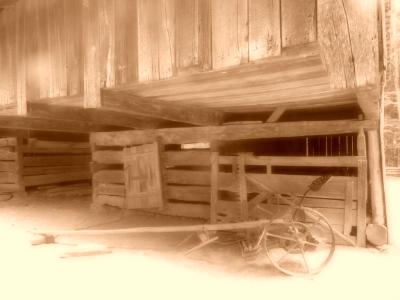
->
[22,139,91,188]
[0,137,22,192]
[0,137,91,192]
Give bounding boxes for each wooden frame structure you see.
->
[90,120,373,246]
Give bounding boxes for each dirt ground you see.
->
[0,193,399,300]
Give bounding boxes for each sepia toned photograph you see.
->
[0,0,399,299]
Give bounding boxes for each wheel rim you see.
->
[264,208,335,276]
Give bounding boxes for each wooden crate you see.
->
[0,137,91,191]
[0,137,23,193]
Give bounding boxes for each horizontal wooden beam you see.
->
[0,128,88,142]
[91,119,377,146]
[0,115,122,133]
[27,102,164,129]
[0,0,16,8]
[101,89,225,126]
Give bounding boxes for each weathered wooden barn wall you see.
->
[0,0,380,112]
[0,0,83,110]
[318,0,379,89]
[383,0,400,173]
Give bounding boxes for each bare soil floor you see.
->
[0,192,399,300]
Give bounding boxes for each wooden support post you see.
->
[357,130,368,246]
[237,154,249,221]
[89,140,103,212]
[210,151,219,224]
[15,137,25,193]
[366,130,388,246]
[343,181,353,236]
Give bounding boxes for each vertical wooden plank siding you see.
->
[317,0,356,89]
[24,0,40,101]
[198,0,212,70]
[175,0,199,70]
[0,7,16,107]
[98,0,115,89]
[65,0,83,96]
[49,0,68,98]
[342,0,379,87]
[83,0,116,107]
[211,0,249,69]
[159,0,176,79]
[137,0,175,81]
[281,0,316,47]
[37,0,50,99]
[318,0,379,89]
[248,0,281,61]
[115,0,138,86]
[83,0,101,108]
[16,0,27,114]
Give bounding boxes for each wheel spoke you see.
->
[300,246,310,273]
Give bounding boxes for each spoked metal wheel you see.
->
[264,207,335,276]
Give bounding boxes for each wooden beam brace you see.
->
[27,102,162,129]
[101,89,225,126]
[91,119,377,147]
[357,87,380,120]
[0,115,121,133]
[266,106,287,123]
